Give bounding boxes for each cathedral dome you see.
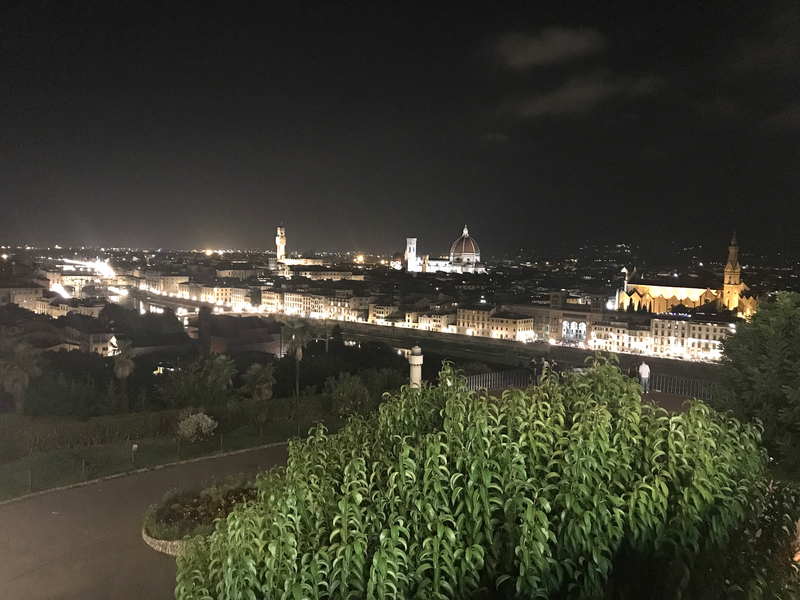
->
[450,225,480,264]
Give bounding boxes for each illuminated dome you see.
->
[450,225,480,264]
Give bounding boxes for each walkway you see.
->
[0,444,288,600]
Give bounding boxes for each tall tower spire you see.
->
[724,231,740,285]
[276,226,286,261]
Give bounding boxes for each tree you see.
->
[206,355,237,396]
[284,318,313,397]
[717,291,800,471]
[242,363,275,402]
[0,342,43,414]
[326,372,370,418]
[112,339,135,397]
[158,356,238,408]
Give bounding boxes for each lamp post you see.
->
[409,346,423,388]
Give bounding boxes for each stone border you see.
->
[142,527,187,556]
[0,441,288,507]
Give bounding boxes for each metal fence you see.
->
[465,368,719,400]
[465,369,532,391]
[650,374,719,400]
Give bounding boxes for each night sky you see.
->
[2,1,799,256]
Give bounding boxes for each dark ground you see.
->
[0,444,288,600]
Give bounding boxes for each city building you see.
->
[618,234,757,318]
[418,310,457,332]
[369,303,400,324]
[285,265,364,281]
[275,226,286,261]
[35,297,108,319]
[590,314,736,361]
[201,284,232,305]
[57,313,116,356]
[0,281,43,311]
[457,304,496,337]
[489,311,535,341]
[405,226,486,274]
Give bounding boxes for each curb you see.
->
[142,527,187,557]
[0,441,289,507]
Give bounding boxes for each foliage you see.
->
[326,373,371,418]
[0,398,299,462]
[25,372,125,418]
[271,340,407,399]
[461,361,493,376]
[0,341,43,413]
[359,367,406,411]
[176,358,795,600]
[683,479,800,600]
[718,291,800,472]
[144,475,257,541]
[0,409,181,461]
[177,412,218,443]
[241,363,275,403]
[158,356,238,408]
[285,317,314,397]
[112,339,136,380]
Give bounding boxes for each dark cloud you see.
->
[763,102,800,130]
[485,132,508,143]
[728,3,800,76]
[495,27,606,69]
[500,71,664,119]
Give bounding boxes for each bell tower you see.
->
[724,232,740,285]
[405,238,418,272]
[722,232,743,312]
[276,226,286,261]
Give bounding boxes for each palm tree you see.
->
[284,318,313,397]
[206,355,237,398]
[0,342,43,414]
[242,363,276,402]
[112,338,135,397]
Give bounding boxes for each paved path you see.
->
[0,444,288,600]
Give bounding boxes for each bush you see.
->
[143,475,257,541]
[177,413,218,443]
[717,291,800,473]
[326,372,370,418]
[176,358,799,600]
[0,410,182,462]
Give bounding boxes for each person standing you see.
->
[638,361,651,393]
[628,360,639,382]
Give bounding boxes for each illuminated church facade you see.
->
[404,226,486,274]
[617,234,757,318]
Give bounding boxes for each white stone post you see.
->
[409,346,423,388]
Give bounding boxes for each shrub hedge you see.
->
[0,395,330,463]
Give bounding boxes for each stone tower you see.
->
[276,226,286,261]
[723,232,740,286]
[722,232,744,312]
[405,238,418,272]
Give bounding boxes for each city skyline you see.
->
[2,2,799,254]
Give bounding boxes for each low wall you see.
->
[142,528,186,556]
[324,320,722,381]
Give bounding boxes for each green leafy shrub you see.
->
[326,373,370,418]
[717,291,800,473]
[176,358,799,599]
